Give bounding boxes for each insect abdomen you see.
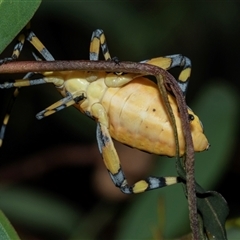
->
[101,77,209,157]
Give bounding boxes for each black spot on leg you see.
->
[101,133,110,147]
[97,124,110,147]
[152,108,156,112]
[74,93,86,103]
[96,123,110,153]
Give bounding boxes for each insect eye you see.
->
[188,114,195,121]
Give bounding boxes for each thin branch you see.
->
[164,72,198,239]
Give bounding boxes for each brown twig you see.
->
[163,72,198,239]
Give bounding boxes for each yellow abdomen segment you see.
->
[101,77,209,157]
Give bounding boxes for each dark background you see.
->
[0,1,239,239]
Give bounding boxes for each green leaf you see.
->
[0,187,81,238]
[0,210,20,240]
[0,0,41,54]
[177,159,229,239]
[196,189,228,239]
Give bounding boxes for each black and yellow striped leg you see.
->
[26,30,55,61]
[0,71,38,146]
[0,23,30,64]
[36,92,86,119]
[0,88,19,147]
[92,102,179,194]
[0,23,54,64]
[17,32,83,119]
[0,77,49,89]
[141,54,191,96]
[89,29,111,61]
[0,32,26,65]
[0,75,58,145]
[0,25,55,145]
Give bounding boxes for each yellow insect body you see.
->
[43,70,209,157]
[0,28,209,194]
[102,78,208,157]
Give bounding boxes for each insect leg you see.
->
[26,30,55,61]
[89,29,111,61]
[0,23,59,146]
[24,30,73,119]
[0,72,65,145]
[36,91,85,119]
[0,88,19,147]
[0,73,66,89]
[0,23,55,144]
[141,55,191,96]
[0,71,38,146]
[0,22,54,64]
[0,78,46,89]
[0,32,26,65]
[92,102,179,194]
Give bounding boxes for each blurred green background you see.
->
[0,1,239,239]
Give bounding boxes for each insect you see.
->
[0,27,209,194]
